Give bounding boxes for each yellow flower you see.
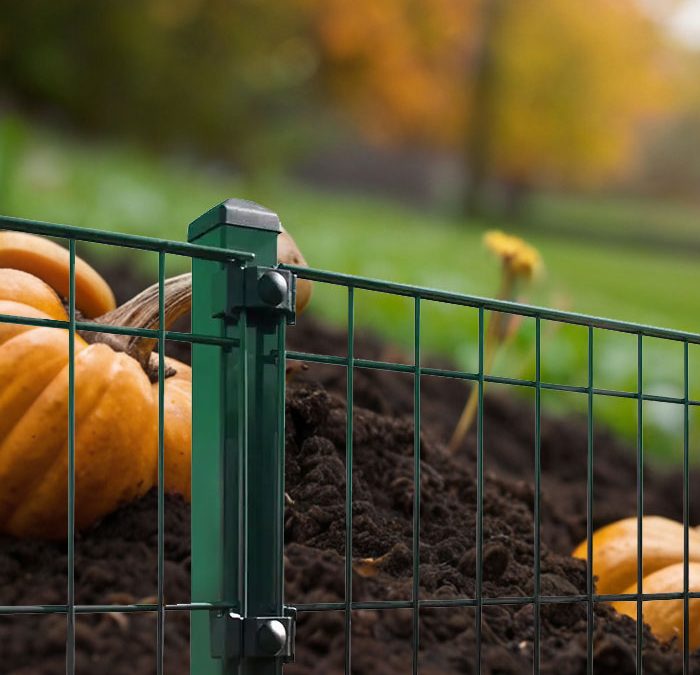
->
[483,230,543,279]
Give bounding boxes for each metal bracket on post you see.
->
[227,265,297,325]
[210,608,296,663]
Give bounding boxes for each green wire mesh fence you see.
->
[1,199,699,674]
[0,207,253,674]
[284,265,699,675]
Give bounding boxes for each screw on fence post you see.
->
[257,620,287,656]
[188,199,293,674]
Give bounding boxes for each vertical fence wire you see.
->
[586,326,594,675]
[239,307,250,617]
[278,315,287,619]
[534,318,542,672]
[475,306,485,673]
[67,240,76,675]
[345,286,355,675]
[636,334,644,673]
[412,297,421,675]
[683,340,690,674]
[156,252,166,674]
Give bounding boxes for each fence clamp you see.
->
[227,264,297,324]
[209,608,296,662]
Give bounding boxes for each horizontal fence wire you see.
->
[0,603,232,615]
[4,587,700,617]
[284,263,700,345]
[0,215,254,262]
[293,590,700,612]
[0,313,236,348]
[286,351,700,405]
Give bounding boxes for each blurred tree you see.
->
[0,0,684,205]
[0,0,323,179]
[638,49,700,200]
[311,0,677,213]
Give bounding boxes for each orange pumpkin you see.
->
[0,231,116,317]
[0,267,159,537]
[574,516,700,650]
[0,228,310,537]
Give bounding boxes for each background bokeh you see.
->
[2,0,700,455]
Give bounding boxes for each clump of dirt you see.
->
[0,305,696,673]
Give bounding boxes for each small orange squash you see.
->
[574,516,700,650]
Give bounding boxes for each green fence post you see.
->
[188,199,293,675]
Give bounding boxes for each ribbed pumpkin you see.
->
[0,229,310,538]
[574,516,700,649]
[0,234,192,538]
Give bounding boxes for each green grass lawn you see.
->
[3,119,700,458]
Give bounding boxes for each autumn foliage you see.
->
[0,0,687,192]
[309,0,677,188]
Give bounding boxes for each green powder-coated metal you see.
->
[637,334,644,674]
[412,297,421,675]
[344,286,354,674]
[189,204,286,674]
[684,341,690,674]
[1,205,698,673]
[586,327,594,675]
[67,240,76,675]
[157,252,166,675]
[534,317,542,671]
[475,307,485,673]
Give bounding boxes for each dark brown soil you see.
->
[1,302,697,673]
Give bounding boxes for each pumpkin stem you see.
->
[80,273,192,381]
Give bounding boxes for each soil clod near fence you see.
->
[0,314,696,674]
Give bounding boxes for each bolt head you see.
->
[257,619,287,656]
[258,270,288,307]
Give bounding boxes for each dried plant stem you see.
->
[80,273,192,381]
[447,268,515,454]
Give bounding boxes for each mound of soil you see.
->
[0,311,696,674]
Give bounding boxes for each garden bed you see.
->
[0,308,697,674]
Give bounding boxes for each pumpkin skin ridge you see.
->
[0,300,62,347]
[86,351,157,516]
[0,300,85,441]
[0,344,116,527]
[0,330,79,440]
[155,356,192,499]
[0,269,68,321]
[3,345,157,537]
[0,232,116,318]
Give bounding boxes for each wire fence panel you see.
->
[0,198,697,674]
[286,261,700,675]
[0,204,255,675]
